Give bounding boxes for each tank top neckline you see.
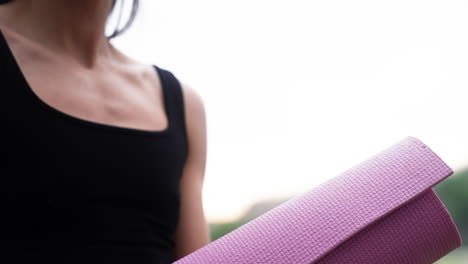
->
[0,27,174,137]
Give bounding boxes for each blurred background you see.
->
[110,0,467,262]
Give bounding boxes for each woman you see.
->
[0,0,210,263]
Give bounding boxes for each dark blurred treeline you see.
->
[434,167,468,247]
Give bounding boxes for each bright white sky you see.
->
[111,0,468,222]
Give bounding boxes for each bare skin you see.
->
[0,0,210,260]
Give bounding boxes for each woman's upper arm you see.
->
[172,81,210,260]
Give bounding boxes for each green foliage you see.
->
[434,167,468,247]
[209,220,247,241]
[434,247,468,264]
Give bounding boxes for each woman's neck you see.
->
[0,0,116,68]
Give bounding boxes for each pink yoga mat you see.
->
[173,137,462,264]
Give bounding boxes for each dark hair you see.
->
[107,0,140,39]
[0,0,140,39]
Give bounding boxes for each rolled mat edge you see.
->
[173,136,462,264]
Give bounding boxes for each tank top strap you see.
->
[0,28,26,115]
[0,28,7,57]
[153,65,189,152]
[0,28,14,77]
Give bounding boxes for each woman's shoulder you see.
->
[111,44,207,135]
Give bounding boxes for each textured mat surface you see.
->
[173,137,461,264]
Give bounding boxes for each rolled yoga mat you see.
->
[173,137,462,264]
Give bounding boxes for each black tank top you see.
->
[0,28,188,264]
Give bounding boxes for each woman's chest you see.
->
[11,133,179,209]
